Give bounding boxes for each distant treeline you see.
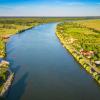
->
[0,17,99,24]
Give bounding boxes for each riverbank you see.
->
[0,26,36,97]
[56,21,100,85]
[0,18,42,97]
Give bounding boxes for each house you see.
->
[95,61,100,66]
[80,49,94,57]
[2,35,10,40]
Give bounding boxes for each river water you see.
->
[6,23,100,100]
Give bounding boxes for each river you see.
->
[5,23,100,100]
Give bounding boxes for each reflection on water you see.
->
[5,23,100,100]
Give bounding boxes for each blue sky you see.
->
[0,0,100,16]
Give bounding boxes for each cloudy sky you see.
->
[0,0,100,16]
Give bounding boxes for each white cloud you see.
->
[0,4,100,16]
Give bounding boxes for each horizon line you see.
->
[0,16,100,18]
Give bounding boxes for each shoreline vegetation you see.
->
[56,20,100,85]
[0,17,100,97]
